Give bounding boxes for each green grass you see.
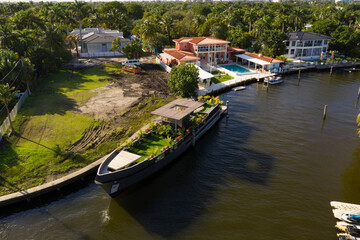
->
[211,74,233,84]
[0,65,113,195]
[128,134,169,162]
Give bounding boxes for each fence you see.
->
[0,89,29,142]
[156,57,172,73]
[79,52,125,58]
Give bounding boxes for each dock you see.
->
[330,201,360,239]
[198,72,276,96]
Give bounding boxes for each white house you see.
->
[69,28,130,58]
[284,32,334,60]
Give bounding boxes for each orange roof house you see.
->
[159,37,245,66]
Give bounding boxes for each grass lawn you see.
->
[211,74,233,84]
[128,134,169,162]
[0,62,175,196]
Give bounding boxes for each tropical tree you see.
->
[259,30,288,58]
[123,38,144,60]
[168,64,199,98]
[0,83,19,134]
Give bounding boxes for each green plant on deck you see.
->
[149,122,156,131]
[197,96,204,101]
[125,139,134,148]
[149,146,160,156]
[204,96,211,101]
[138,129,145,138]
[156,124,173,137]
[167,136,174,146]
[177,127,185,137]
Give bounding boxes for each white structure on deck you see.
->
[284,32,333,60]
[195,65,214,87]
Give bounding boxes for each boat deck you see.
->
[330,201,360,239]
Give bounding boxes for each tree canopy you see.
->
[168,64,199,98]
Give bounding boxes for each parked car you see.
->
[123,59,140,66]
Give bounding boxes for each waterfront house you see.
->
[235,52,283,72]
[159,37,245,67]
[284,31,333,60]
[70,28,130,58]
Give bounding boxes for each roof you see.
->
[163,49,199,61]
[194,65,214,80]
[236,52,283,65]
[286,32,334,41]
[227,46,246,52]
[173,37,230,45]
[108,150,141,171]
[82,33,117,44]
[151,99,205,121]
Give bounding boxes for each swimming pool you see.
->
[221,64,251,74]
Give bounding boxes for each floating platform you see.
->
[233,86,246,91]
[331,201,360,220]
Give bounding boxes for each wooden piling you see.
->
[323,105,328,120]
[357,87,360,100]
[297,69,301,85]
[192,131,195,147]
[330,66,333,75]
[226,100,229,118]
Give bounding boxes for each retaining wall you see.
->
[0,89,29,142]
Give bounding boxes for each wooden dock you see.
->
[331,201,360,239]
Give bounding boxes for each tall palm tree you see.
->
[160,15,174,45]
[0,83,18,134]
[70,0,87,53]
[244,8,258,32]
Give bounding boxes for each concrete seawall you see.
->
[0,153,110,209]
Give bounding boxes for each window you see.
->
[291,41,296,47]
[324,40,328,45]
[285,41,290,47]
[290,49,295,55]
[296,41,303,47]
[304,40,313,47]
[183,43,187,49]
[314,40,322,46]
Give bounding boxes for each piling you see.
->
[297,69,301,85]
[330,66,333,75]
[323,105,328,120]
[357,87,360,100]
[192,131,195,147]
[226,100,229,118]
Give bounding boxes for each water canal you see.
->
[1,71,360,240]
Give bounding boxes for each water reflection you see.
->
[343,144,360,202]
[108,115,275,238]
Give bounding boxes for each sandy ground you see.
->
[78,84,140,121]
[77,57,169,122]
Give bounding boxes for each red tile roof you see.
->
[173,37,230,45]
[244,52,283,63]
[163,49,199,61]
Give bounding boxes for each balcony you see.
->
[196,47,227,52]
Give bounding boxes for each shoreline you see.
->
[1,61,359,211]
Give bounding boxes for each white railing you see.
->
[0,89,29,142]
[79,52,125,58]
[156,57,172,73]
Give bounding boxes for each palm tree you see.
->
[160,15,174,45]
[66,34,79,57]
[244,8,258,32]
[0,83,18,134]
[70,0,87,53]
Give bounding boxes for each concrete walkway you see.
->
[198,72,276,96]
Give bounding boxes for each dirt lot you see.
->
[78,58,170,122]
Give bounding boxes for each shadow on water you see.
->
[107,112,275,238]
[343,144,360,203]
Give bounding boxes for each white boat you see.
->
[342,211,360,225]
[233,86,245,91]
[264,76,283,85]
[336,222,360,237]
[338,233,360,240]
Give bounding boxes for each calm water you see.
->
[221,64,251,74]
[1,71,360,240]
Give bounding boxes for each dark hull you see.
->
[95,105,222,198]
